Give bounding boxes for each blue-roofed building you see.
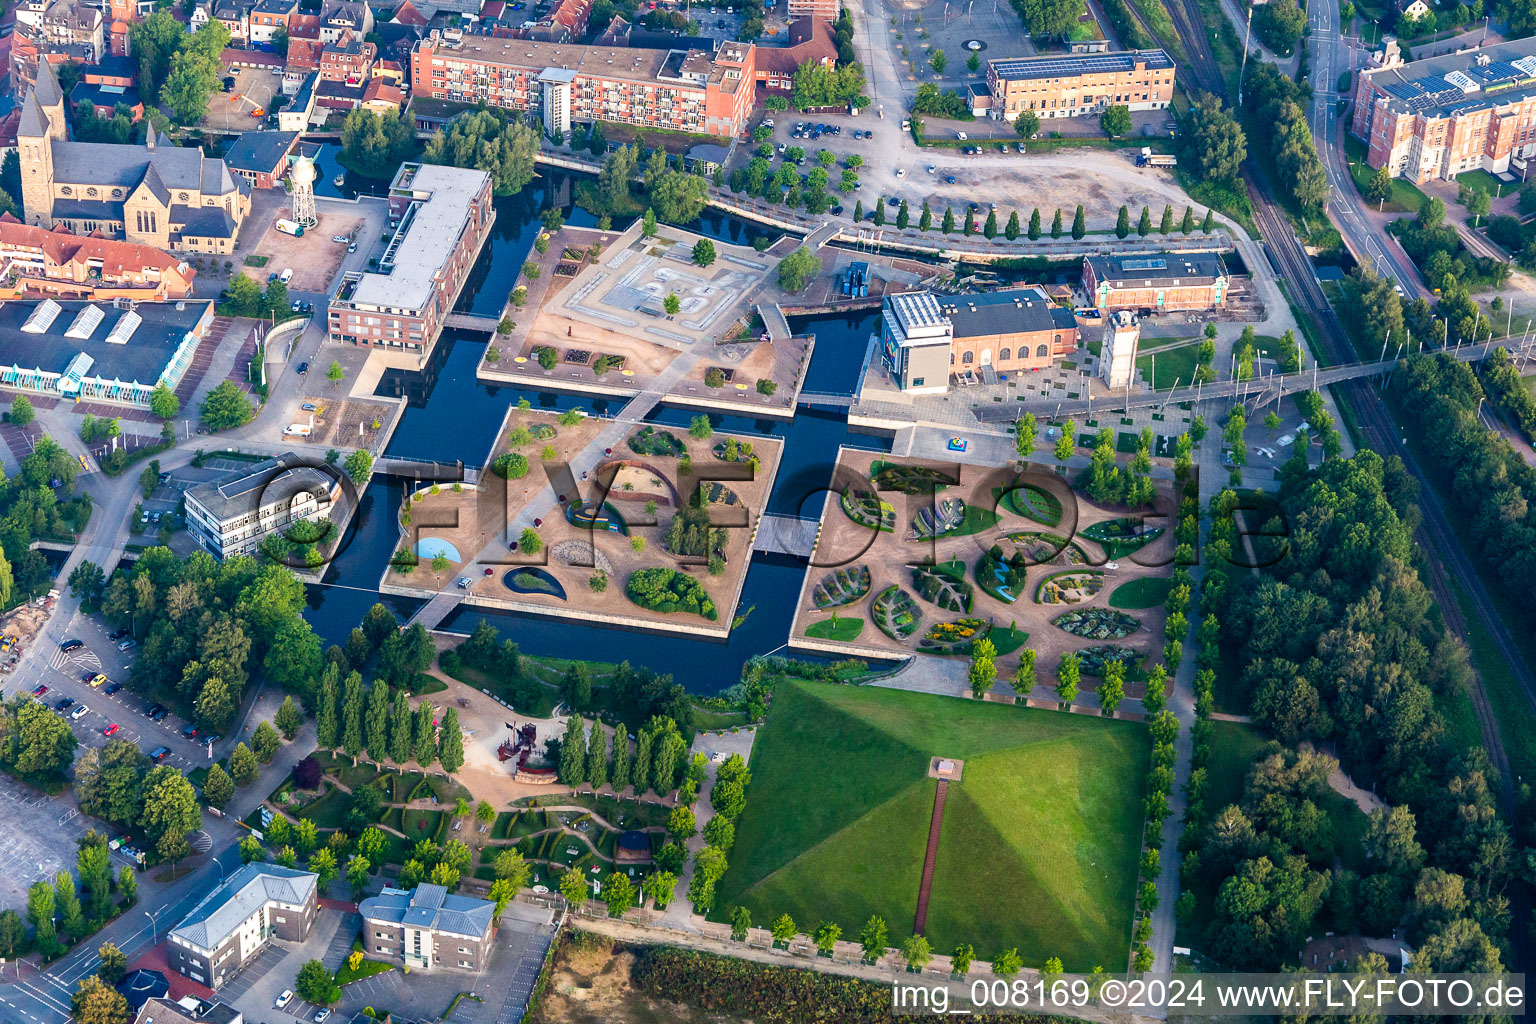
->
[1353,37,1536,182]
[359,884,496,971]
[167,864,318,990]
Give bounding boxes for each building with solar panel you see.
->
[184,451,340,559]
[1082,252,1229,314]
[983,49,1174,123]
[1353,38,1536,183]
[0,297,210,407]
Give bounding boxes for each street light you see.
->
[143,910,156,944]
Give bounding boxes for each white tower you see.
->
[1099,310,1140,390]
[289,155,318,229]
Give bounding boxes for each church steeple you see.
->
[28,62,67,141]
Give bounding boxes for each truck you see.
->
[274,218,305,237]
[1136,147,1177,168]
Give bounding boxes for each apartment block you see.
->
[984,49,1175,121]
[409,30,756,139]
[328,162,493,353]
[1081,252,1229,313]
[1352,38,1536,183]
[359,884,495,972]
[184,452,339,559]
[167,866,318,989]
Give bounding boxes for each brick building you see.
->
[1081,252,1230,313]
[752,17,835,94]
[328,162,495,353]
[984,49,1174,122]
[409,30,756,139]
[0,213,196,299]
[319,36,375,81]
[167,866,318,989]
[358,884,495,972]
[1352,38,1536,183]
[880,287,1079,393]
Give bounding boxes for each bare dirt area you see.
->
[202,65,278,133]
[306,398,393,449]
[0,600,52,676]
[249,212,364,292]
[530,935,748,1024]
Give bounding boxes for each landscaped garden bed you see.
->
[506,568,568,599]
[711,437,761,467]
[627,425,687,457]
[626,567,719,620]
[910,561,974,613]
[811,565,871,609]
[975,545,1028,603]
[1007,531,1089,565]
[871,585,920,641]
[1053,607,1140,639]
[998,483,1064,526]
[840,486,896,532]
[1035,570,1105,605]
[1075,644,1144,678]
[1081,518,1165,559]
[918,617,990,654]
[869,461,959,494]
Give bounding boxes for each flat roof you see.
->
[939,287,1077,339]
[1365,38,1536,118]
[185,451,337,522]
[424,34,696,85]
[346,162,488,312]
[1086,251,1228,286]
[988,48,1173,81]
[0,299,207,385]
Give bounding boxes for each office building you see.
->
[359,884,496,972]
[184,452,340,559]
[131,997,244,1024]
[1352,38,1536,182]
[984,49,1174,122]
[1081,252,1229,313]
[328,162,495,352]
[880,287,1079,393]
[167,865,318,989]
[0,298,210,407]
[409,31,756,139]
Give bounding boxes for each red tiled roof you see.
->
[754,16,835,76]
[392,1,429,26]
[0,213,194,284]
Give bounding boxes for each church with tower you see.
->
[17,61,251,254]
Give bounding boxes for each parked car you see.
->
[104,681,123,695]
[276,992,294,1010]
[144,702,165,719]
[31,684,47,697]
[117,638,136,652]
[181,723,199,739]
[151,707,169,722]
[314,1010,332,1023]
[302,403,318,412]
[89,674,107,688]
[331,235,349,243]
[456,576,473,589]
[54,697,74,712]
[945,175,956,184]
[150,746,170,761]
[59,638,83,652]
[107,627,129,640]
[296,362,309,375]
[70,704,89,721]
[102,723,119,737]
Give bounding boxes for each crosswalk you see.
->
[46,648,101,672]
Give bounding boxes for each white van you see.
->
[278,268,294,284]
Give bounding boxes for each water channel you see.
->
[301,170,891,693]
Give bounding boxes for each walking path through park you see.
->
[911,779,949,936]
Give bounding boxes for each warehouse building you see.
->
[880,287,1079,393]
[1081,252,1229,313]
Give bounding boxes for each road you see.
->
[1307,0,1424,296]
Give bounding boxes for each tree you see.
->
[1099,659,1125,715]
[202,762,234,809]
[200,381,255,431]
[901,934,932,970]
[140,764,200,849]
[859,915,888,960]
[1159,204,1174,234]
[96,942,128,984]
[1051,208,1062,238]
[603,872,636,917]
[586,725,609,790]
[296,960,340,1006]
[641,207,658,236]
[1137,206,1153,236]
[422,110,538,195]
[413,702,436,767]
[1202,208,1214,232]
[1005,210,1020,240]
[1116,206,1131,238]
[1100,104,1132,136]
[731,906,752,941]
[1014,649,1037,692]
[951,942,974,975]
[898,200,911,229]
[275,696,303,740]
[438,707,465,773]
[1185,94,1246,183]
[71,975,129,1024]
[0,910,23,959]
[239,834,265,863]
[69,561,106,603]
[1365,165,1394,205]
[692,238,716,267]
[229,742,259,786]
[771,912,797,944]
[968,635,997,697]
[649,171,709,223]
[1015,412,1038,458]
[942,206,956,233]
[315,670,340,749]
[777,247,819,292]
[1072,204,1086,239]
[560,866,588,906]
[688,414,714,440]
[364,682,390,762]
[1014,109,1041,137]
[1055,418,1076,462]
[1028,208,1041,240]
[920,200,933,231]
[667,804,697,840]
[252,720,281,763]
[1057,651,1081,703]
[346,855,371,896]
[9,394,34,427]
[929,49,948,73]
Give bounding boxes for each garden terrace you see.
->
[715,680,1149,970]
[1053,608,1142,640]
[811,565,872,609]
[869,460,959,494]
[976,546,1028,604]
[1074,645,1145,679]
[1007,531,1092,565]
[998,482,1065,526]
[840,486,896,532]
[910,561,975,613]
[1081,518,1165,559]
[871,586,921,642]
[396,406,780,640]
[1036,570,1106,605]
[918,617,991,655]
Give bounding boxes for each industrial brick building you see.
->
[409,30,757,139]
[983,49,1175,122]
[328,162,495,353]
[880,288,1079,393]
[1082,252,1230,313]
[1352,38,1536,183]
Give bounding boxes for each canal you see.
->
[303,171,890,692]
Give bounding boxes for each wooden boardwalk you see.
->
[912,779,949,936]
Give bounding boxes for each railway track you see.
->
[1162,0,1535,969]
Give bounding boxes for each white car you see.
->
[70,704,88,721]
[1277,433,1296,447]
[926,165,936,173]
[331,235,348,243]
[895,168,905,177]
[456,576,474,589]
[1104,561,1120,571]
[314,1010,332,1023]
[956,131,968,140]
[275,991,293,1010]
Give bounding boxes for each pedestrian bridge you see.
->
[753,514,818,558]
[442,313,501,334]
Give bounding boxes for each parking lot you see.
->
[0,774,131,908]
[203,65,280,134]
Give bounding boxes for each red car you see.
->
[102,723,119,737]
[31,684,48,697]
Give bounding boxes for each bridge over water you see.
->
[753,514,818,558]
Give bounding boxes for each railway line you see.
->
[1163,0,1533,950]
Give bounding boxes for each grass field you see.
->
[1108,577,1172,609]
[1345,136,1428,213]
[805,616,866,641]
[1136,343,1201,390]
[714,680,1148,969]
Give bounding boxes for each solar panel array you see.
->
[1120,257,1168,271]
[1381,50,1536,115]
[989,49,1172,81]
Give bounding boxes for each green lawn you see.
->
[296,785,350,830]
[1455,168,1504,196]
[1344,136,1428,213]
[335,958,395,986]
[1107,577,1173,609]
[401,808,446,843]
[805,616,866,641]
[714,680,1148,970]
[1135,343,1200,390]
